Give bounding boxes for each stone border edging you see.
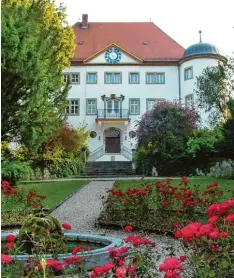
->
[1,181,90,229]
[98,220,174,236]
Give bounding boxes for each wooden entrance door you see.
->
[105,137,121,153]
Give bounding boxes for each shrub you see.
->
[1,159,33,183]
[136,101,199,176]
[208,160,234,179]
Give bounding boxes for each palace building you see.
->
[64,14,225,162]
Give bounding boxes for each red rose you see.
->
[1,254,13,264]
[116,266,127,278]
[72,245,83,255]
[63,256,83,266]
[44,228,51,233]
[208,216,219,224]
[6,234,16,242]
[180,256,187,262]
[159,257,182,272]
[62,223,72,230]
[6,242,14,249]
[124,225,133,232]
[226,214,234,222]
[37,259,61,271]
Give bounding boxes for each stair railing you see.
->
[88,146,104,161]
[121,145,132,161]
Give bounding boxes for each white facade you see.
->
[64,45,223,161]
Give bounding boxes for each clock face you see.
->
[105,48,121,64]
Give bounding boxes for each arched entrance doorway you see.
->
[104,127,121,153]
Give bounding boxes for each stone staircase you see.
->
[83,161,135,177]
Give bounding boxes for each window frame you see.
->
[129,72,140,84]
[129,98,140,115]
[184,66,193,81]
[146,98,166,110]
[86,72,98,84]
[146,72,165,84]
[63,73,80,84]
[146,99,156,110]
[63,73,70,83]
[66,99,80,115]
[104,72,122,84]
[86,98,97,115]
[185,94,194,108]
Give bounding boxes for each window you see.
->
[107,100,120,113]
[129,72,140,84]
[66,99,80,115]
[87,72,97,84]
[63,73,80,84]
[63,74,70,83]
[129,99,140,115]
[71,73,79,84]
[146,72,165,84]
[185,94,194,108]
[147,99,156,110]
[105,73,121,84]
[184,67,193,80]
[86,99,97,115]
[146,99,166,110]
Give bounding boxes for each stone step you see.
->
[84,161,134,177]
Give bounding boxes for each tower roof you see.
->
[184,42,220,58]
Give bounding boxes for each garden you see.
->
[1,180,88,226]
[1,178,234,277]
[2,0,234,277]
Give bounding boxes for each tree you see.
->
[34,124,90,178]
[136,101,199,175]
[218,98,234,158]
[194,57,234,125]
[1,0,75,153]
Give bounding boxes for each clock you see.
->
[105,48,121,64]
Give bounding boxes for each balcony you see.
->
[96,109,129,122]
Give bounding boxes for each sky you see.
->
[56,0,234,56]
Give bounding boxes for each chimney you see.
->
[81,14,88,28]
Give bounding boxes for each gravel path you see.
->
[51,180,185,256]
[51,181,114,233]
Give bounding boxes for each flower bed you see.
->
[99,178,229,233]
[1,179,234,277]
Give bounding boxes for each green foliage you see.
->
[136,101,199,176]
[187,126,223,156]
[218,98,234,158]
[1,0,75,153]
[33,124,89,178]
[195,57,234,125]
[16,211,67,254]
[1,159,33,181]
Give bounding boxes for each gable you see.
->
[84,44,143,64]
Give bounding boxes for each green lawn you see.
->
[2,180,89,211]
[114,177,234,198]
[2,180,89,225]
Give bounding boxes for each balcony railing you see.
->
[97,109,129,119]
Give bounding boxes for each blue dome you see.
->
[184,42,220,58]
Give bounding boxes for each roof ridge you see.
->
[73,22,154,26]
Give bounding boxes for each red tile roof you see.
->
[72,22,185,62]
